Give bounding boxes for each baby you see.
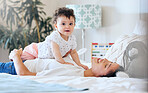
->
[21,7,88,70]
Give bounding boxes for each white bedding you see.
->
[18,75,147,93]
[0,74,88,92]
[0,59,147,93]
[12,58,148,93]
[1,33,147,92]
[24,58,85,77]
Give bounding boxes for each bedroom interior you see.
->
[0,0,147,62]
[0,0,148,92]
[66,4,102,61]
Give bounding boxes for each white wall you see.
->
[54,0,140,63]
[0,48,9,62]
[0,0,141,62]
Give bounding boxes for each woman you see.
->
[0,49,120,77]
[0,48,120,77]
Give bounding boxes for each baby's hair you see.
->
[53,7,76,24]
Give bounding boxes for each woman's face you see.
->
[92,58,119,77]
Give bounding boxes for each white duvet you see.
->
[0,48,147,93]
[24,57,85,77]
[22,58,147,93]
[19,75,147,93]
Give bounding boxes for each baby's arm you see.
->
[70,49,88,70]
[50,41,74,65]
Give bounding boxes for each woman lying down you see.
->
[0,49,122,77]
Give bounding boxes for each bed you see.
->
[1,20,148,93]
[17,75,148,93]
[0,59,147,93]
[19,55,148,93]
[0,55,147,93]
[1,39,148,93]
[0,68,147,93]
[1,36,147,93]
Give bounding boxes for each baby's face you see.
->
[54,16,75,40]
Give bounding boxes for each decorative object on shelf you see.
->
[66,4,102,60]
[91,43,114,62]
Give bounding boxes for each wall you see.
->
[0,0,142,62]
[54,0,140,62]
[0,47,9,62]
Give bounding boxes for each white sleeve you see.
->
[36,65,85,77]
[71,35,77,50]
[45,31,60,45]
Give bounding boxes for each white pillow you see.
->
[116,71,129,78]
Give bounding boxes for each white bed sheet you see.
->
[21,58,147,93]
[1,57,147,93]
[1,60,147,93]
[19,75,147,93]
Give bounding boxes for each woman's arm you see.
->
[50,41,74,65]
[9,49,36,76]
[70,49,88,70]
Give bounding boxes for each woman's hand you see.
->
[9,48,22,60]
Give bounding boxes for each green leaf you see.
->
[9,0,20,4]
[4,37,10,49]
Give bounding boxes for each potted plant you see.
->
[0,0,53,52]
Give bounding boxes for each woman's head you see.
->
[91,58,120,77]
[53,7,76,39]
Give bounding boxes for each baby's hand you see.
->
[64,62,74,66]
[79,64,89,70]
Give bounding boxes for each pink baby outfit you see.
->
[21,43,38,60]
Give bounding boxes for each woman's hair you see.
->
[102,66,124,77]
[102,70,116,77]
[53,7,76,24]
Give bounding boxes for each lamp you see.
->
[66,4,102,60]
